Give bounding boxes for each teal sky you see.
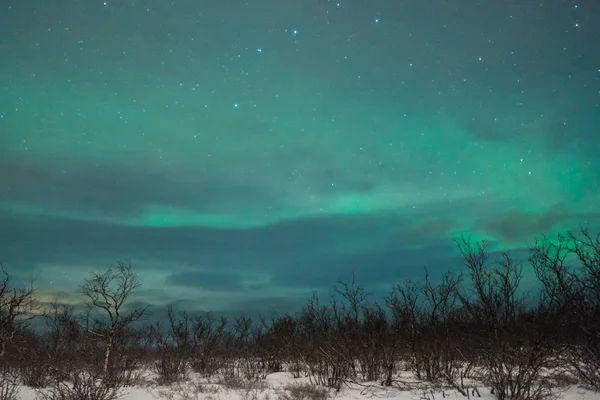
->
[1,0,599,315]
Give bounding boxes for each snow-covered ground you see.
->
[13,371,600,400]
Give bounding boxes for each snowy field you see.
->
[11,371,600,400]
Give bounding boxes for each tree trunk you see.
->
[103,333,113,376]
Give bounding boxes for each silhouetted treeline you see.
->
[0,228,599,400]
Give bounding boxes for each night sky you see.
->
[1,0,599,315]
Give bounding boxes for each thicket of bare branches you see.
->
[0,368,19,400]
[0,227,599,400]
[455,238,556,400]
[0,264,36,364]
[530,228,600,391]
[0,264,36,400]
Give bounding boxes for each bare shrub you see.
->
[484,342,556,400]
[280,383,329,400]
[18,333,51,388]
[217,374,267,391]
[156,380,210,400]
[531,228,600,391]
[240,382,269,400]
[39,303,82,382]
[547,369,579,388]
[316,276,393,388]
[301,294,351,390]
[0,368,19,400]
[151,307,192,385]
[189,313,228,377]
[456,237,556,400]
[256,313,297,377]
[153,348,188,385]
[389,269,461,384]
[223,315,264,380]
[0,264,36,363]
[39,369,123,400]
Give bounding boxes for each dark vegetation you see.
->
[1,228,599,400]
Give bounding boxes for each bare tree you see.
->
[456,237,555,400]
[151,306,192,384]
[0,264,36,363]
[387,269,462,384]
[531,228,600,390]
[81,260,147,378]
[569,228,600,390]
[190,312,228,376]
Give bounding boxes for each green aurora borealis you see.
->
[1,0,599,314]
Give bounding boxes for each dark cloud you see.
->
[167,269,248,291]
[0,154,280,218]
[266,242,458,290]
[480,210,563,243]
[410,218,456,239]
[459,105,600,164]
[2,185,590,316]
[539,112,600,162]
[0,199,479,305]
[0,211,402,274]
[476,205,600,243]
[224,296,309,317]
